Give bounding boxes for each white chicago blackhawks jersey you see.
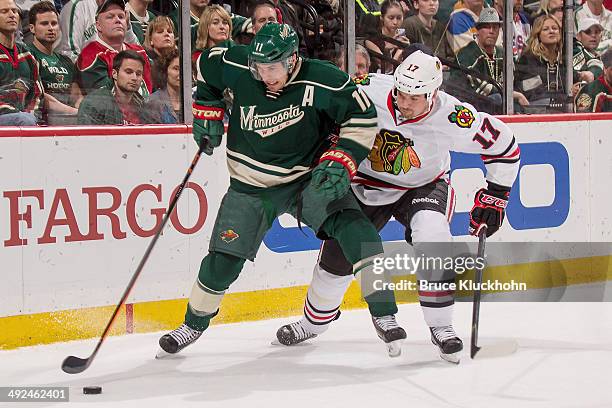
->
[351,74,520,206]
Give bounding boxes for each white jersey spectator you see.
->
[575,0,612,54]
[57,0,139,62]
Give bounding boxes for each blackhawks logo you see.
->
[353,74,370,85]
[368,129,421,175]
[448,105,475,128]
[220,229,239,243]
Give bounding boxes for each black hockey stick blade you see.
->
[61,143,206,374]
[470,225,487,359]
[61,355,91,374]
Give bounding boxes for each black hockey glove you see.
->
[469,182,510,237]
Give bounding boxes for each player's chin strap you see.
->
[392,88,438,120]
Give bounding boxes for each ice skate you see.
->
[156,323,203,358]
[372,315,406,357]
[430,325,463,364]
[275,320,318,346]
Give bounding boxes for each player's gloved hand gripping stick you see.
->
[192,101,225,155]
[469,182,510,238]
[311,149,358,200]
[61,138,210,374]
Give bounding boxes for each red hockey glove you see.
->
[469,182,510,237]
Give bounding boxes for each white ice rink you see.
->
[2,302,612,408]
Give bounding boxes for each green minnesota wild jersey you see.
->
[575,75,612,112]
[195,43,378,193]
[28,45,76,105]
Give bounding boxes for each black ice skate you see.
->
[372,315,407,357]
[275,321,318,346]
[156,323,203,358]
[430,325,463,364]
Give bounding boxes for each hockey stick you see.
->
[470,225,518,359]
[470,225,487,359]
[61,143,207,374]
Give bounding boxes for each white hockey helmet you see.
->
[393,50,443,108]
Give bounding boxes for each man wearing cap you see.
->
[574,18,605,83]
[456,8,529,107]
[57,0,139,62]
[575,0,612,54]
[575,48,612,112]
[76,0,152,97]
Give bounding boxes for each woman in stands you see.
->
[195,5,232,51]
[144,16,177,90]
[514,15,577,112]
[365,0,410,74]
[149,49,181,124]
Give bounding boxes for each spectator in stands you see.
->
[512,0,531,60]
[575,48,612,112]
[365,0,410,74]
[574,18,605,84]
[57,0,139,62]
[148,48,180,123]
[78,49,153,124]
[533,0,563,25]
[515,14,575,110]
[143,15,176,90]
[334,44,372,76]
[356,0,383,36]
[195,4,231,50]
[575,0,612,54]
[0,0,43,126]
[76,0,152,96]
[456,8,529,106]
[28,1,82,122]
[168,0,208,37]
[169,1,249,50]
[446,0,484,54]
[251,0,278,34]
[126,0,155,44]
[403,0,454,61]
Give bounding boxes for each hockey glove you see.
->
[469,182,510,237]
[311,149,358,201]
[192,102,225,155]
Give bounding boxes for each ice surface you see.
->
[1,302,611,408]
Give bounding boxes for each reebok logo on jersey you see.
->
[240,104,304,137]
[411,197,439,205]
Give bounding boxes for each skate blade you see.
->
[439,352,460,364]
[155,348,178,359]
[386,339,404,358]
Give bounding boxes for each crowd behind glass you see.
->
[0,0,610,126]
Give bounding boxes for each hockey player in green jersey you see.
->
[158,23,406,358]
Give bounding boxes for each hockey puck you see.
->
[83,386,102,395]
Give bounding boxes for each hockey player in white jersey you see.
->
[276,50,520,363]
